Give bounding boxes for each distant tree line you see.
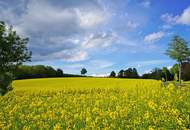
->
[14,65,83,80]
[109,62,190,81]
[117,68,139,78]
[109,68,139,78]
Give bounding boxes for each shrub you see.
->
[0,72,13,95]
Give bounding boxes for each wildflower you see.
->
[148,126,154,130]
[23,125,31,130]
[53,123,62,130]
[148,101,157,110]
[144,111,150,119]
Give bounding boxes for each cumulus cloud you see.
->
[83,32,117,49]
[161,6,190,27]
[161,13,178,25]
[15,0,108,36]
[177,6,190,25]
[144,31,165,43]
[0,0,110,62]
[76,8,107,29]
[33,50,88,62]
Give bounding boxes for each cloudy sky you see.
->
[1,0,190,76]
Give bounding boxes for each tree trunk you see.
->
[179,62,182,84]
[165,73,167,82]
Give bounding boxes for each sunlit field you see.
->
[0,78,190,129]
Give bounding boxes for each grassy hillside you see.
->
[0,78,190,129]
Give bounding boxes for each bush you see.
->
[0,72,13,95]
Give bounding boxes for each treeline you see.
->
[13,62,190,81]
[109,62,190,81]
[116,68,139,78]
[14,65,83,80]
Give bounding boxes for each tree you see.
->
[124,68,133,78]
[132,68,139,78]
[56,68,64,77]
[109,71,116,77]
[181,62,190,81]
[162,67,169,81]
[166,35,190,84]
[81,68,87,76]
[141,68,163,80]
[118,70,124,78]
[0,21,31,95]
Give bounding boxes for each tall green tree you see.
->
[81,68,87,76]
[166,35,190,84]
[0,21,31,95]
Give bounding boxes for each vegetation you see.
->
[1,20,190,129]
[109,71,116,77]
[14,65,83,79]
[0,78,189,129]
[166,35,190,84]
[0,22,31,95]
[81,68,87,76]
[117,68,139,78]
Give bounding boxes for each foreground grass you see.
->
[0,78,190,129]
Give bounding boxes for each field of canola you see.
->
[0,78,190,130]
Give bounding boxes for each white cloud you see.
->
[144,31,165,43]
[16,1,79,36]
[76,8,108,29]
[161,6,190,27]
[33,50,88,62]
[83,32,117,49]
[177,6,190,25]
[127,60,171,68]
[62,59,114,74]
[0,0,111,62]
[141,0,151,8]
[90,73,110,77]
[12,0,109,37]
[161,13,178,25]
[89,60,114,69]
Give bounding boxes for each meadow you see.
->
[0,78,190,130]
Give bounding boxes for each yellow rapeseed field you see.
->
[0,78,190,130]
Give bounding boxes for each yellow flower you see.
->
[53,123,62,130]
[168,83,174,92]
[148,101,157,110]
[144,111,150,119]
[61,110,65,119]
[148,126,154,130]
[109,111,118,120]
[177,117,183,126]
[23,125,31,130]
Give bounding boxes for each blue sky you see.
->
[1,0,190,76]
